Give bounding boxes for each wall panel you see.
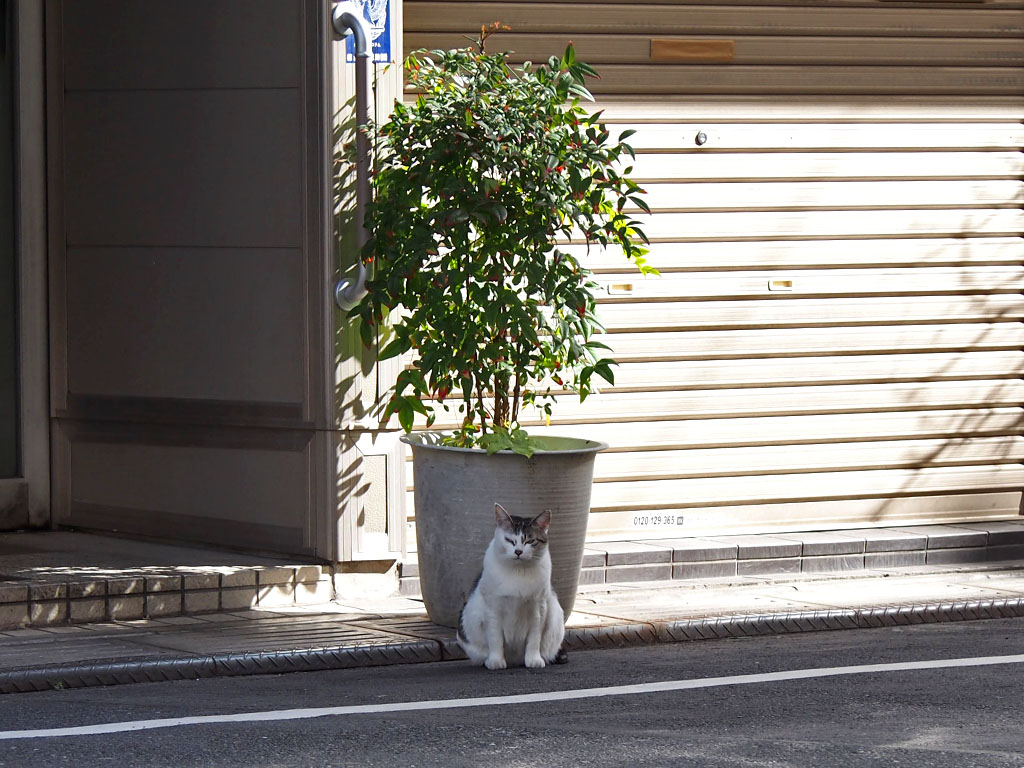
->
[48,1,333,557]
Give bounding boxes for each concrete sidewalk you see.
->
[3,559,1024,694]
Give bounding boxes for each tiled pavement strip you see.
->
[3,562,1024,693]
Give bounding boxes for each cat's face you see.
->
[493,504,551,562]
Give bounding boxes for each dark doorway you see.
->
[0,0,18,479]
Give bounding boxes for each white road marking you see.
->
[2,653,1023,740]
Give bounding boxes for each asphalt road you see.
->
[1,619,1023,767]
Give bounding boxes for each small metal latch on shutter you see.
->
[607,283,635,295]
[768,279,794,292]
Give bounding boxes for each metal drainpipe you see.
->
[332,2,373,310]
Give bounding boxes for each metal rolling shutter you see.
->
[403,0,1024,541]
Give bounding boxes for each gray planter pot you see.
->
[402,433,607,628]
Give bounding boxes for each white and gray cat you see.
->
[457,503,568,669]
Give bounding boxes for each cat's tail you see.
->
[553,641,569,665]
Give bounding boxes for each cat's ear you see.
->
[532,509,552,532]
[495,503,513,529]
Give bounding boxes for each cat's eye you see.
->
[525,539,536,546]
[505,537,515,545]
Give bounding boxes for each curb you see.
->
[0,640,442,694]
[4,596,1023,694]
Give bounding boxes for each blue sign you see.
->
[345,0,392,63]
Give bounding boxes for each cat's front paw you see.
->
[524,654,546,669]
[484,656,507,671]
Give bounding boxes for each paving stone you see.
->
[257,583,296,608]
[257,567,295,586]
[852,528,928,552]
[398,578,420,597]
[182,573,220,591]
[399,561,419,578]
[152,615,204,625]
[295,579,334,604]
[0,583,28,603]
[893,525,989,550]
[111,618,168,629]
[952,521,1024,547]
[76,621,145,633]
[221,570,257,588]
[220,588,258,611]
[673,560,737,580]
[192,612,247,623]
[29,583,65,601]
[984,544,1024,563]
[29,601,67,626]
[129,617,409,656]
[108,595,146,621]
[68,581,105,599]
[706,535,802,560]
[592,542,672,566]
[603,563,672,583]
[984,522,1024,546]
[0,627,51,639]
[0,602,29,630]
[69,598,106,623]
[578,567,606,586]
[783,532,865,557]
[865,551,927,569]
[801,554,865,573]
[146,593,183,617]
[647,538,737,563]
[39,624,94,634]
[183,590,221,614]
[737,557,801,577]
[581,549,607,568]
[294,565,327,583]
[145,575,183,593]
[926,547,990,565]
[363,617,455,645]
[103,577,143,595]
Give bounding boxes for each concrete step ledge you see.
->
[0,565,335,631]
[399,521,1024,597]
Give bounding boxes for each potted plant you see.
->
[353,25,655,627]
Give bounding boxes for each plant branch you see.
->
[355,37,654,450]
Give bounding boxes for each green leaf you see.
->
[593,362,615,385]
[397,399,415,433]
[479,427,540,458]
[358,316,374,349]
[378,338,407,360]
[629,195,652,214]
[489,203,508,223]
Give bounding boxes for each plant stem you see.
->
[511,374,521,425]
[494,374,508,429]
[475,379,487,434]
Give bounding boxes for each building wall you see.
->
[403,0,1024,542]
[332,0,408,562]
[2,0,48,530]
